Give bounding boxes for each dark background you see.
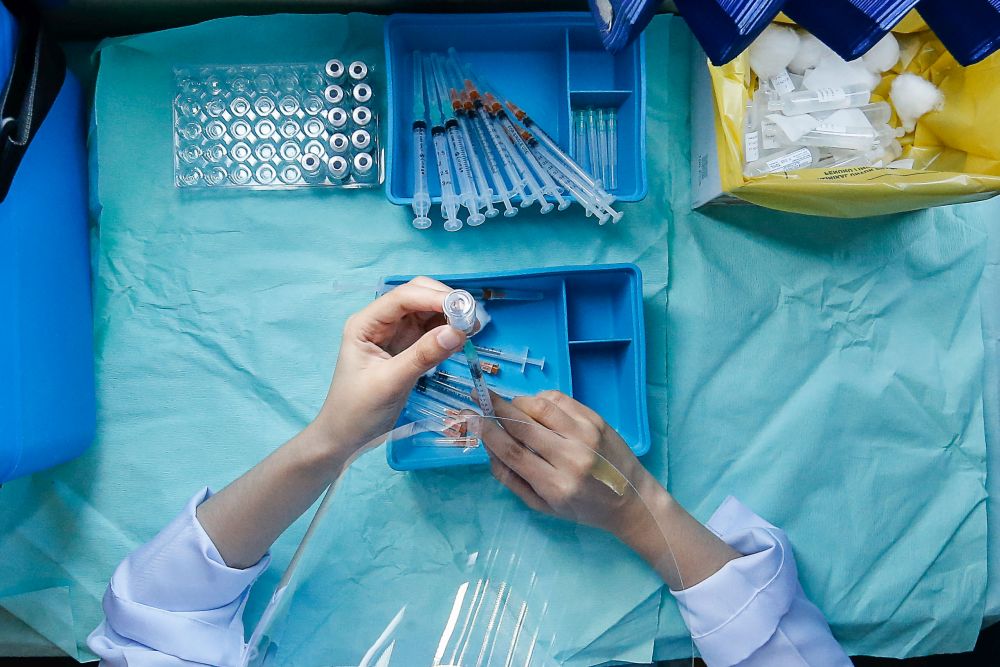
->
[1,620,997,666]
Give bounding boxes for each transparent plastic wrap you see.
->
[242,416,695,666]
[173,61,383,189]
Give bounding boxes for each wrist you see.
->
[298,420,354,477]
[614,472,676,556]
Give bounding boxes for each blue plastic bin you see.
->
[0,7,95,483]
[384,13,647,205]
[384,264,649,471]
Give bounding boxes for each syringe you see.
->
[607,108,618,191]
[473,345,545,373]
[450,88,498,219]
[596,109,609,188]
[446,49,529,206]
[506,100,615,207]
[485,93,570,212]
[432,371,518,401]
[458,66,546,211]
[532,141,619,224]
[587,109,602,188]
[443,290,496,417]
[428,55,484,227]
[461,92,517,218]
[456,78,532,209]
[422,54,462,232]
[477,91,549,212]
[461,287,544,301]
[410,52,432,230]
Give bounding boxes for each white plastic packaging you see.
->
[744,145,821,177]
[778,83,871,115]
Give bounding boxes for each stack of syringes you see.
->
[572,107,618,192]
[409,49,621,231]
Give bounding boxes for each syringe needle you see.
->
[451,88,498,219]
[423,55,462,232]
[410,51,431,230]
[430,55,484,227]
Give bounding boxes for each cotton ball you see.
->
[847,59,882,90]
[862,33,900,73]
[890,73,944,133]
[788,32,830,74]
[748,24,801,80]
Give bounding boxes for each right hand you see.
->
[479,390,659,539]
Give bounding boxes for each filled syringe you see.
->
[484,92,570,211]
[459,67,546,210]
[472,345,545,372]
[449,88,499,218]
[410,52,432,230]
[457,91,517,217]
[428,54,484,226]
[507,99,616,207]
[421,54,462,232]
[443,290,495,417]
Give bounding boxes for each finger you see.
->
[535,390,605,429]
[490,393,570,467]
[358,283,451,331]
[390,324,466,385]
[488,453,552,514]
[408,276,453,292]
[479,410,555,488]
[512,394,587,440]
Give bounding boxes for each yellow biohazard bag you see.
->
[703,13,1000,217]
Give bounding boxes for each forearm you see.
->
[196,421,351,569]
[617,475,740,590]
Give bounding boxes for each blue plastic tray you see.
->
[384,12,647,205]
[384,264,650,471]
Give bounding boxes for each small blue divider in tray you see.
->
[384,12,647,205]
[384,264,650,471]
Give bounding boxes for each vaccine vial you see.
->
[329,132,349,154]
[443,290,478,335]
[352,82,373,103]
[328,107,349,129]
[324,85,345,105]
[351,129,372,151]
[325,59,346,82]
[352,106,372,127]
[327,155,350,182]
[348,61,369,81]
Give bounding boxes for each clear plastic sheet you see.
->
[243,416,693,666]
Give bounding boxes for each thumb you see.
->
[392,324,467,385]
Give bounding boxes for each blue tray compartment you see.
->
[384,264,649,471]
[384,13,647,205]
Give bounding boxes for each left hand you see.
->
[313,277,467,460]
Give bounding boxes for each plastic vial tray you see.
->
[173,61,382,188]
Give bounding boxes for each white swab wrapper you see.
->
[890,73,944,133]
[766,112,820,142]
[804,55,880,92]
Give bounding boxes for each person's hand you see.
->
[480,390,659,539]
[313,277,467,462]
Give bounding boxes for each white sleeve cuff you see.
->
[669,496,800,666]
[97,487,270,666]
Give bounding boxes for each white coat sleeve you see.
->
[669,496,851,667]
[87,488,269,667]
